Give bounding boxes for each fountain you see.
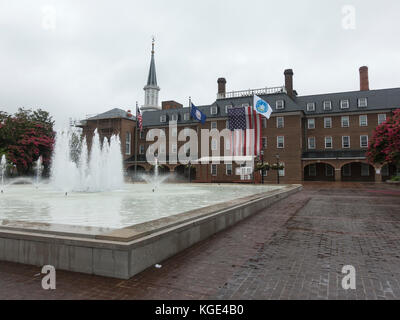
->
[0,155,6,193]
[140,157,171,191]
[50,129,124,192]
[34,156,43,187]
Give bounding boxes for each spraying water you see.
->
[34,156,43,187]
[50,129,124,192]
[0,155,6,193]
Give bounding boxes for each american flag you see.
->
[228,106,262,156]
[136,106,143,131]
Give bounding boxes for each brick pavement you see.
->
[0,182,400,299]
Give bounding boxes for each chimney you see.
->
[359,66,369,91]
[217,78,226,98]
[284,69,294,98]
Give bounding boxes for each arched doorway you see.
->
[341,162,375,182]
[175,164,196,181]
[304,163,335,181]
[381,164,398,181]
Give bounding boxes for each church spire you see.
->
[142,37,161,112]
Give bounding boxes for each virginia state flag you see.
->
[190,103,207,124]
[253,95,273,119]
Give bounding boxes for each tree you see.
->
[0,108,55,174]
[367,109,400,166]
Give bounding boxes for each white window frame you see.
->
[277,136,284,148]
[307,103,316,112]
[276,100,285,110]
[226,120,229,129]
[226,164,232,175]
[183,113,190,121]
[171,127,177,137]
[225,139,231,151]
[341,116,350,128]
[323,101,332,110]
[211,139,218,151]
[308,164,317,176]
[278,162,285,177]
[171,143,177,153]
[324,117,332,128]
[358,98,368,108]
[211,164,217,176]
[378,114,386,125]
[340,100,349,109]
[360,135,368,148]
[242,103,249,108]
[210,106,218,115]
[125,132,131,155]
[171,114,178,121]
[342,136,350,148]
[160,115,167,123]
[308,137,316,149]
[276,117,284,128]
[211,121,217,130]
[325,136,333,149]
[307,118,315,129]
[359,115,368,127]
[225,105,233,113]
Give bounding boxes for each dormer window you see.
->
[160,115,167,123]
[307,103,316,112]
[183,113,190,121]
[340,100,349,109]
[323,101,332,110]
[242,103,249,108]
[276,100,285,110]
[225,105,233,113]
[358,98,368,108]
[171,114,178,121]
[210,106,218,115]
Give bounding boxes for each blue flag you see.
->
[190,103,206,124]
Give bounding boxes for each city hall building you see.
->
[78,43,400,183]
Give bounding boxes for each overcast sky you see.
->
[1,0,399,128]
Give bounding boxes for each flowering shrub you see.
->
[0,108,55,174]
[367,109,400,166]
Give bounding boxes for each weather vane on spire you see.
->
[151,35,155,53]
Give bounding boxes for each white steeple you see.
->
[141,37,161,112]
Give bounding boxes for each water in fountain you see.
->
[1,155,6,192]
[140,158,171,191]
[34,156,43,187]
[50,129,124,192]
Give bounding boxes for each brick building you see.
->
[78,44,400,183]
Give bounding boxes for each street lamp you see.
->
[260,150,265,184]
[188,161,191,183]
[275,154,280,184]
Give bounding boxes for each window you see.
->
[225,139,231,150]
[184,113,190,121]
[210,106,218,115]
[277,136,284,148]
[125,132,131,155]
[225,105,232,113]
[307,103,315,112]
[171,114,178,121]
[340,100,349,109]
[242,103,249,108]
[342,136,350,148]
[276,117,284,128]
[160,115,167,122]
[140,130,145,139]
[323,101,332,110]
[358,98,368,108]
[325,136,333,149]
[308,164,316,176]
[360,135,368,148]
[211,139,218,151]
[211,121,217,129]
[378,114,386,125]
[171,127,177,136]
[226,164,232,175]
[325,165,334,177]
[341,116,350,128]
[361,163,370,176]
[359,115,368,126]
[276,100,285,110]
[160,144,166,154]
[262,118,267,128]
[226,120,229,129]
[211,164,217,176]
[308,137,316,149]
[343,164,351,177]
[139,145,145,154]
[262,137,267,149]
[279,162,285,177]
[324,117,332,128]
[307,118,315,129]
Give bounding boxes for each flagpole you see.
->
[134,102,139,179]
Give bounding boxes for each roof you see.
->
[146,50,158,87]
[87,108,135,121]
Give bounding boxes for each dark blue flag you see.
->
[190,103,206,124]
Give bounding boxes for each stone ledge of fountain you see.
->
[0,184,302,279]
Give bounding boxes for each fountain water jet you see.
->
[34,156,43,187]
[50,129,124,192]
[0,155,6,193]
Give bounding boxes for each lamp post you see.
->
[261,150,265,184]
[275,154,280,184]
[188,161,191,183]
